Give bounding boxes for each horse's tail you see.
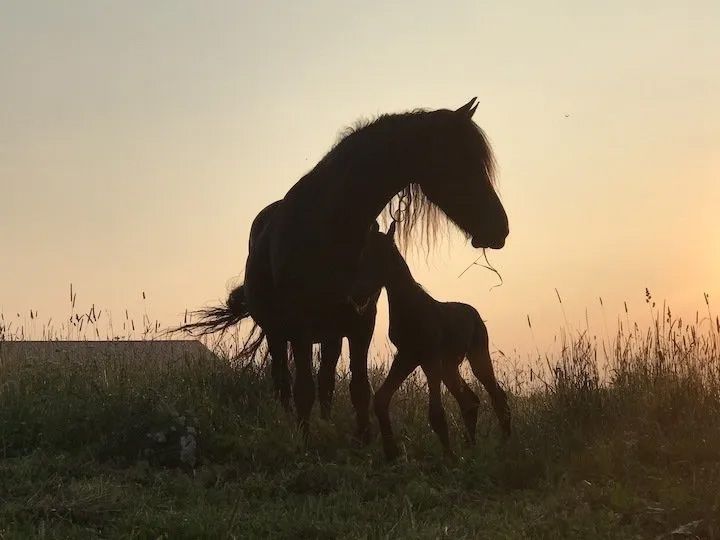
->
[172,285,251,336]
[237,319,269,363]
[467,310,512,437]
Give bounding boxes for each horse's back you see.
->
[436,302,481,355]
[388,296,444,354]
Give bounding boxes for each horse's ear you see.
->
[456,97,478,118]
[387,220,397,238]
[370,221,380,233]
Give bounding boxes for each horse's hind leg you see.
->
[267,334,291,412]
[443,362,481,445]
[291,337,315,438]
[423,361,452,457]
[318,337,342,420]
[349,326,373,444]
[373,353,415,461]
[468,332,511,438]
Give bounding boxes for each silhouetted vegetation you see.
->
[1,298,718,538]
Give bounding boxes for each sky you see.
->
[1,0,718,359]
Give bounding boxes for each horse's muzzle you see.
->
[472,236,506,249]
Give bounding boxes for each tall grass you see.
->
[0,290,718,538]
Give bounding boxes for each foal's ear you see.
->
[455,97,478,118]
[387,220,397,238]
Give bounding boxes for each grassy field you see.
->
[1,303,719,539]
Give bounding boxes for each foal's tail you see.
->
[467,311,512,437]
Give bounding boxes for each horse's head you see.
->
[409,98,508,250]
[350,221,401,310]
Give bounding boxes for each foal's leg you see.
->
[267,334,291,412]
[442,361,481,445]
[317,337,342,420]
[291,337,315,438]
[349,326,373,443]
[468,336,511,438]
[423,361,452,456]
[373,353,416,461]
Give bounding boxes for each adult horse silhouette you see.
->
[179,200,382,440]
[185,98,508,436]
[351,222,511,460]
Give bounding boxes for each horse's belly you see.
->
[245,203,368,339]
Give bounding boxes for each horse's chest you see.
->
[308,304,374,340]
[388,304,440,350]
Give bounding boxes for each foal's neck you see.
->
[385,254,424,306]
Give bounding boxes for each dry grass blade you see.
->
[458,248,504,291]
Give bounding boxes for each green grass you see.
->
[1,303,719,539]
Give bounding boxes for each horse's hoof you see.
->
[354,428,372,446]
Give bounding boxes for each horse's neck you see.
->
[385,258,425,313]
[268,121,418,308]
[296,120,416,238]
[278,137,412,277]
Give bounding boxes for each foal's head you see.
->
[351,221,404,308]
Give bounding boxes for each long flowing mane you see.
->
[317,108,497,253]
[382,183,455,253]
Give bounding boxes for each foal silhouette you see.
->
[353,222,511,460]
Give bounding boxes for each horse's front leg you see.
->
[291,336,315,438]
[267,334,291,412]
[349,316,374,444]
[424,360,452,457]
[374,352,416,461]
[442,359,480,445]
[318,337,342,420]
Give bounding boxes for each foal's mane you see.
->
[319,108,497,254]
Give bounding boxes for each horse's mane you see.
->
[318,108,497,254]
[381,183,454,254]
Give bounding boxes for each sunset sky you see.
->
[1,1,718,358]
